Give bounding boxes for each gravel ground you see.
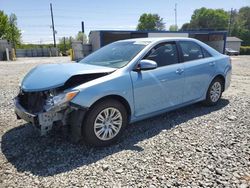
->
[0,56,250,187]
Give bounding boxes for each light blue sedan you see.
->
[14,38,232,146]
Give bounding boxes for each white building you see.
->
[226,37,242,51]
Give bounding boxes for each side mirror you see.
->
[134,59,157,71]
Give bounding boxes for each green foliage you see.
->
[57,32,87,53]
[189,7,229,30]
[231,6,250,46]
[6,14,21,47]
[0,11,9,39]
[57,37,72,53]
[240,46,250,55]
[169,25,178,31]
[180,6,250,45]
[75,32,87,44]
[137,13,165,31]
[0,11,21,48]
[180,23,190,31]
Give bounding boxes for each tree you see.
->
[75,31,87,44]
[169,25,178,31]
[0,11,21,48]
[137,13,165,31]
[231,6,250,45]
[6,13,21,48]
[0,11,10,39]
[58,37,72,53]
[188,7,229,30]
[180,23,190,31]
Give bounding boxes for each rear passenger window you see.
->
[179,41,203,62]
[144,42,179,67]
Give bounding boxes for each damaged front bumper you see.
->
[14,97,87,139]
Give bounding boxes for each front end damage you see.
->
[14,62,116,141]
[14,88,86,141]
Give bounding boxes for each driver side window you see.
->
[143,42,179,67]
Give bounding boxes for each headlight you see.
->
[45,90,79,111]
[53,90,79,106]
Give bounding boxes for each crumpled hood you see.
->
[21,63,116,92]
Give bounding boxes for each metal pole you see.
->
[174,3,177,31]
[63,37,66,53]
[50,3,56,47]
[81,21,84,33]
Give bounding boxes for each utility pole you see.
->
[81,21,84,33]
[228,8,233,37]
[50,3,56,47]
[63,37,66,53]
[174,3,177,31]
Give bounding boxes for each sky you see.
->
[0,0,249,44]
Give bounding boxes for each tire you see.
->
[203,78,223,106]
[82,99,128,147]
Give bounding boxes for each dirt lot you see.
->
[0,56,249,187]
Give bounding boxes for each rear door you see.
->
[178,41,216,102]
[130,41,185,117]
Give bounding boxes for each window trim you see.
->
[141,41,181,68]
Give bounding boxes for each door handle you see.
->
[160,78,167,82]
[176,68,184,74]
[209,62,215,66]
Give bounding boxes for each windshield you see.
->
[79,41,148,68]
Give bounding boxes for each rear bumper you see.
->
[224,67,232,91]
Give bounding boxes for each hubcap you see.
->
[94,107,122,141]
[210,81,222,102]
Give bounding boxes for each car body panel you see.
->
[71,70,134,115]
[130,63,185,117]
[182,57,216,102]
[21,63,116,92]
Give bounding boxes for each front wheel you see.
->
[82,99,128,147]
[204,78,223,106]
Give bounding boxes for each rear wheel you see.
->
[204,78,223,106]
[82,99,127,147]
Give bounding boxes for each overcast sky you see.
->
[1,0,249,44]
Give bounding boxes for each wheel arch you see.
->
[212,74,225,92]
[87,94,132,120]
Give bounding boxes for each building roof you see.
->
[226,37,243,42]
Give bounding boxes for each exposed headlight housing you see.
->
[45,90,79,111]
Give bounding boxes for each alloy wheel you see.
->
[94,107,123,141]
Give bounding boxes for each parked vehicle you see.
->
[225,48,239,56]
[14,38,232,146]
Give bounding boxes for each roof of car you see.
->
[120,37,196,43]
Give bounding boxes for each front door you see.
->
[130,42,185,117]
